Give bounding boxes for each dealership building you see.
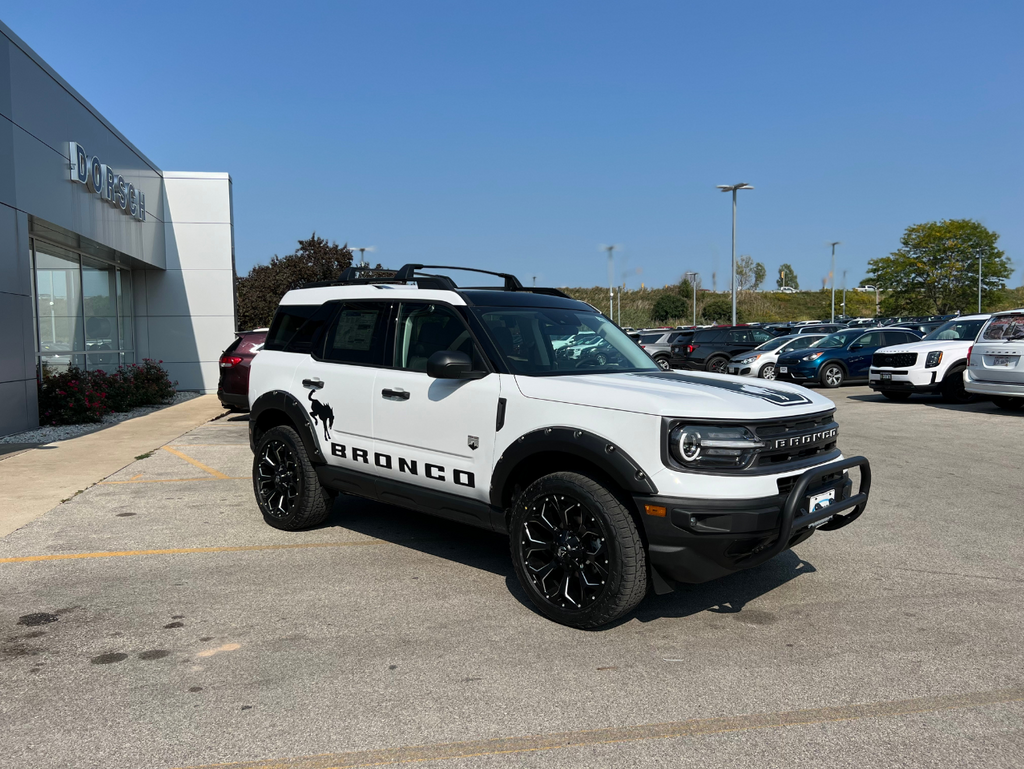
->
[0,20,236,436]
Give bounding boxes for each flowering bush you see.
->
[37,359,178,426]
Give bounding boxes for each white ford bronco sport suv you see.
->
[868,314,991,403]
[248,265,871,628]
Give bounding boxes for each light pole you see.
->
[978,254,983,313]
[828,241,841,322]
[780,267,786,291]
[842,270,847,317]
[684,271,698,327]
[600,244,619,319]
[351,246,375,268]
[716,183,754,325]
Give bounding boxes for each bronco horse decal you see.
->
[308,389,335,440]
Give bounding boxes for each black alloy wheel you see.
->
[253,425,331,530]
[940,367,971,403]
[991,396,1024,412]
[759,362,776,380]
[706,356,729,374]
[510,472,647,629]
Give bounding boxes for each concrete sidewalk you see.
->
[0,395,228,538]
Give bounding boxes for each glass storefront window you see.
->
[31,239,134,375]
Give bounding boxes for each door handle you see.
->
[302,378,324,389]
[381,388,410,401]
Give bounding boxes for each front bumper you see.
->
[868,368,938,392]
[775,362,820,382]
[726,362,759,377]
[633,456,870,589]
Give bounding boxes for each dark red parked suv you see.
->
[217,329,268,410]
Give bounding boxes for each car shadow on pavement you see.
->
[846,392,1024,416]
[326,494,818,629]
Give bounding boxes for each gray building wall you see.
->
[0,20,235,437]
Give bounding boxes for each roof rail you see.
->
[395,264,524,291]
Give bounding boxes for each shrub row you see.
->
[38,359,178,426]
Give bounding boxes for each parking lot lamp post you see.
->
[601,245,618,319]
[684,271,698,326]
[842,270,847,317]
[828,241,841,322]
[716,183,754,325]
[978,254,983,313]
[351,246,375,269]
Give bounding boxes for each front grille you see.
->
[873,352,917,368]
[753,411,839,470]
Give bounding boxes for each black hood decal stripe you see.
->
[630,372,814,406]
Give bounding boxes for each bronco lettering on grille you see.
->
[772,428,838,450]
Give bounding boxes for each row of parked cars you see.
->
[629,309,1024,410]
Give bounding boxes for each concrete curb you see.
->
[0,395,230,538]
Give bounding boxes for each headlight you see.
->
[738,354,760,364]
[802,352,824,362]
[669,425,765,469]
[925,351,943,368]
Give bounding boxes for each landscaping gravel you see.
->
[0,391,203,445]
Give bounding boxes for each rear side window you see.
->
[693,330,722,343]
[639,334,663,344]
[982,314,1024,342]
[322,302,389,365]
[265,305,319,352]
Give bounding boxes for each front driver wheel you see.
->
[253,425,331,530]
[940,367,970,403]
[509,472,647,629]
[820,364,845,388]
[759,363,776,380]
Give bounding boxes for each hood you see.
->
[777,348,838,364]
[876,339,972,355]
[513,370,834,420]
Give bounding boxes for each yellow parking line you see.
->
[162,446,230,479]
[0,540,386,564]
[174,687,1024,769]
[100,477,249,485]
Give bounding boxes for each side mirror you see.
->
[427,350,480,379]
[850,343,864,350]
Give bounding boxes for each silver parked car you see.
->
[636,329,693,370]
[726,333,827,380]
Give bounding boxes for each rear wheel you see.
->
[820,364,845,388]
[654,355,671,371]
[940,367,970,403]
[758,362,776,380]
[881,390,911,401]
[992,396,1024,411]
[509,472,647,629]
[706,356,729,374]
[252,425,331,530]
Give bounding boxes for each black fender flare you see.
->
[489,427,658,508]
[941,359,968,381]
[249,390,326,464]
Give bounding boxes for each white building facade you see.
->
[0,20,236,436]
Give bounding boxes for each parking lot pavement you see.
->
[1,389,1022,769]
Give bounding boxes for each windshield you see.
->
[473,306,659,376]
[981,313,1024,342]
[754,336,792,352]
[814,330,864,349]
[924,319,986,341]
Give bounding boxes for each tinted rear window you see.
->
[639,334,663,344]
[693,330,723,343]
[265,304,335,353]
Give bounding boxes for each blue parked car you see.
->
[775,328,922,388]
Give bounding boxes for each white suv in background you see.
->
[868,314,990,403]
[965,309,1024,411]
[727,333,827,380]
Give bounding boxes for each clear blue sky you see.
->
[6,1,1023,291]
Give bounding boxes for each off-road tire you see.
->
[706,356,729,374]
[252,425,331,531]
[758,362,776,380]
[820,364,845,388]
[881,390,911,401]
[655,355,671,371]
[940,367,970,403]
[991,396,1024,412]
[509,471,647,629]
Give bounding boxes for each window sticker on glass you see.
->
[333,311,378,351]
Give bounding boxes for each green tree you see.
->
[867,219,1012,315]
[735,255,756,290]
[236,233,353,329]
[701,296,740,323]
[651,293,689,323]
[777,263,799,289]
[753,262,767,290]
